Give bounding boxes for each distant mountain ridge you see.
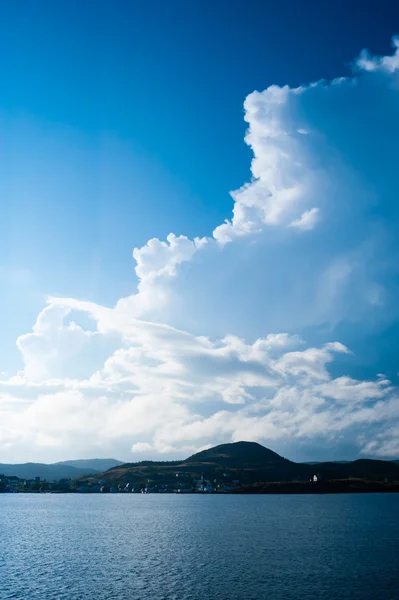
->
[2,444,398,483]
[0,458,123,481]
[55,459,123,471]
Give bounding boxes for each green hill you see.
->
[77,441,399,489]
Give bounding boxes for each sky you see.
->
[2,0,399,463]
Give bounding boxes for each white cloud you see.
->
[133,233,206,282]
[316,376,392,403]
[289,207,320,231]
[1,296,398,461]
[114,234,208,319]
[212,85,320,244]
[131,442,154,453]
[2,38,399,461]
[361,424,399,457]
[356,36,399,73]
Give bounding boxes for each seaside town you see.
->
[2,443,397,495]
[0,472,245,494]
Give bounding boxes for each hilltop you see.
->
[186,441,289,467]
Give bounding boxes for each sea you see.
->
[1,493,398,600]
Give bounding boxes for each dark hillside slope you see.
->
[315,459,399,481]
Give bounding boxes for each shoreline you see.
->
[2,480,399,495]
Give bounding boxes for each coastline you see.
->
[3,479,399,495]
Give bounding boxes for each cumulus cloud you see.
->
[289,207,320,231]
[2,38,399,461]
[356,36,399,72]
[213,85,322,244]
[0,296,398,461]
[118,36,399,335]
[115,234,207,318]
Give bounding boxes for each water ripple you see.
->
[1,494,399,600]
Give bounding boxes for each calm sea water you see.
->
[1,493,398,600]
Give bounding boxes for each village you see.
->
[0,471,244,494]
[0,470,324,494]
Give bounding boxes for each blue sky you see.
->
[2,1,399,462]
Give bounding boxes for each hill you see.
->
[186,441,289,467]
[77,441,399,489]
[313,459,399,481]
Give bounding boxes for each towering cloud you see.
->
[2,39,399,462]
